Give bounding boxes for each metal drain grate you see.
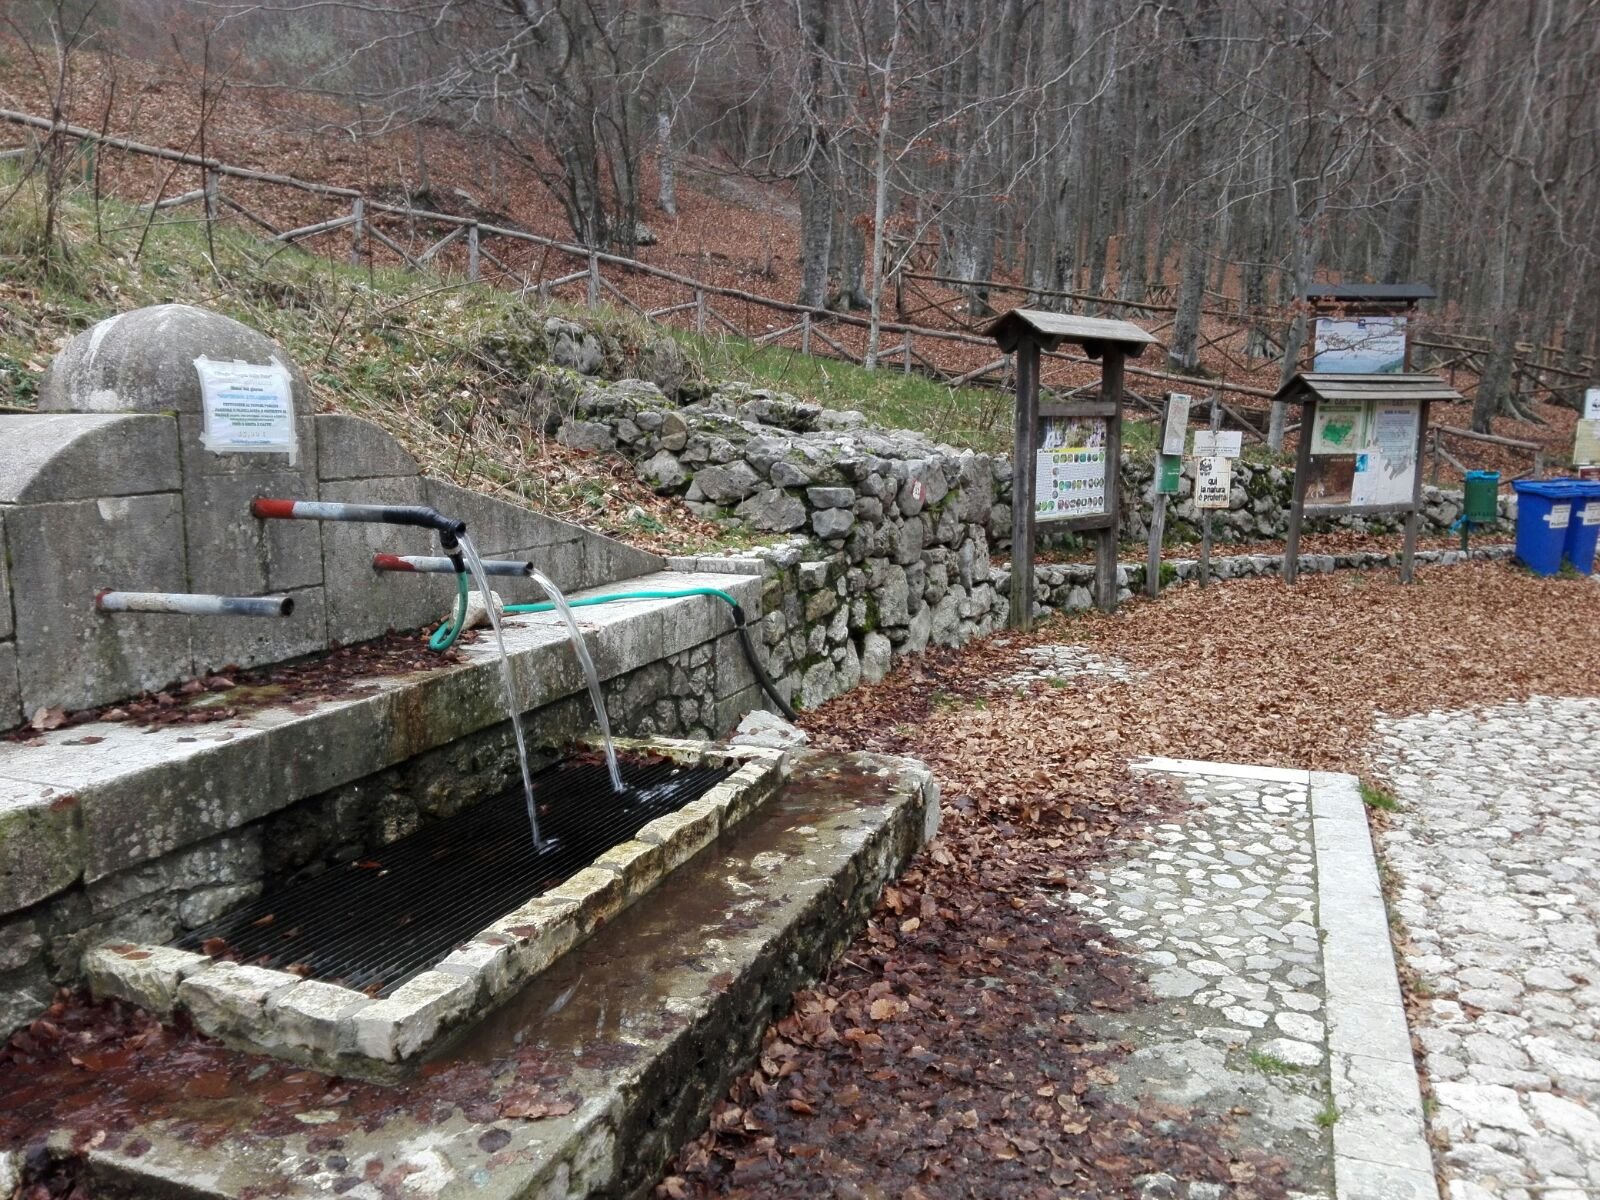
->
[174,754,734,996]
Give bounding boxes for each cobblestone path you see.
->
[1068,768,1336,1199]
[1375,697,1600,1200]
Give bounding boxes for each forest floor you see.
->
[0,37,1583,493]
[658,561,1600,1197]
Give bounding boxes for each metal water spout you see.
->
[96,591,294,617]
[250,498,469,569]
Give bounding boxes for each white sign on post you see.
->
[194,356,298,463]
[1191,430,1243,458]
[1161,393,1192,456]
[1584,387,1600,420]
[1195,456,1232,508]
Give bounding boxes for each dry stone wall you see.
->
[557,373,1512,711]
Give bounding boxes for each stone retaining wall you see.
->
[556,371,1514,710]
[560,376,1512,555]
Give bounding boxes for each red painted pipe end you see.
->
[252,498,297,519]
[372,554,415,572]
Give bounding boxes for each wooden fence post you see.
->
[1009,337,1041,630]
[587,250,600,309]
[903,331,912,375]
[801,312,810,354]
[1199,393,1221,588]
[695,289,707,335]
[349,197,364,265]
[467,223,479,282]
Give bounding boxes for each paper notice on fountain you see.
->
[194,356,297,462]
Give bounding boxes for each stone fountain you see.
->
[0,306,937,1198]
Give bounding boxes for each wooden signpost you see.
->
[1276,373,1463,584]
[985,309,1157,630]
[1145,392,1191,598]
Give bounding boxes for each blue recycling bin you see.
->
[1513,480,1582,576]
[1564,480,1600,575]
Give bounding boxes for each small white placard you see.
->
[1192,430,1243,458]
[1583,504,1600,526]
[1548,503,1571,530]
[1161,393,1192,456]
[194,356,297,462]
[1195,455,1232,509]
[1585,387,1600,420]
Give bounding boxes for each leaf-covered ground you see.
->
[659,563,1600,1198]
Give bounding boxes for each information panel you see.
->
[1036,415,1108,521]
[1305,397,1419,508]
[1195,456,1232,508]
[1313,316,1407,373]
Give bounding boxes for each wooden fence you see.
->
[4,106,1586,447]
[0,107,1287,418]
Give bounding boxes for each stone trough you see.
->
[0,306,939,1196]
[82,740,787,1078]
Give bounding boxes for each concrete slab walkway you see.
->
[1374,697,1600,1200]
[1063,760,1435,1200]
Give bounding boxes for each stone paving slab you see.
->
[1067,760,1435,1200]
[1374,697,1600,1200]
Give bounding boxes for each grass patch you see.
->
[1314,1101,1340,1128]
[931,690,987,710]
[1247,1050,1305,1077]
[1359,780,1401,812]
[675,331,1013,452]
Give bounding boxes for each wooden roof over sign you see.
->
[1305,283,1437,303]
[984,308,1157,358]
[1272,372,1464,407]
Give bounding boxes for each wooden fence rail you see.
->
[0,106,1396,427]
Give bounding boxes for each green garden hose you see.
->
[428,579,798,719]
[428,570,473,652]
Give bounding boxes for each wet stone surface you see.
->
[1067,771,1333,1199]
[1375,697,1600,1200]
[0,751,937,1200]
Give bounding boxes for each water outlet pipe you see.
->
[373,553,532,576]
[96,590,294,618]
[252,497,469,571]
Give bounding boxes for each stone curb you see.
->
[1310,771,1439,1200]
[1130,759,1438,1200]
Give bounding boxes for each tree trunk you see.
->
[796,0,832,308]
[657,110,676,216]
[1168,225,1212,373]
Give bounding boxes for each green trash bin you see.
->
[1459,469,1500,550]
[1463,470,1500,524]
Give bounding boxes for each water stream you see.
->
[453,536,626,849]
[456,534,544,847]
[528,568,624,794]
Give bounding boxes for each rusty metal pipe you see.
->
[95,591,294,618]
[372,553,531,576]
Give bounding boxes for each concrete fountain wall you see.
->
[0,305,775,1034]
